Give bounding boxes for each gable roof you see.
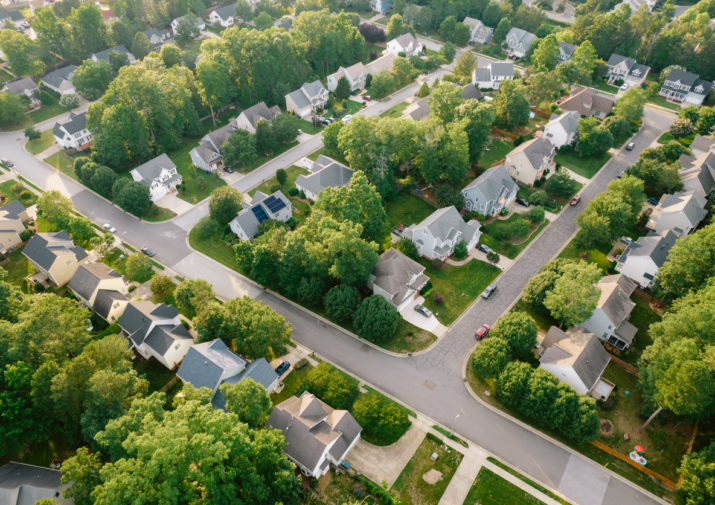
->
[118,300,188,354]
[546,110,580,136]
[393,32,418,50]
[595,274,637,325]
[507,137,553,169]
[463,163,518,201]
[490,62,514,78]
[558,41,576,60]
[295,156,353,196]
[650,191,707,230]
[143,27,171,41]
[205,123,235,151]
[689,135,715,154]
[0,462,71,505]
[3,77,38,95]
[541,327,610,391]
[53,111,87,138]
[462,17,483,29]
[92,45,132,63]
[177,338,247,392]
[506,27,536,48]
[68,263,122,301]
[93,289,128,319]
[131,153,177,183]
[41,65,77,89]
[0,8,25,23]
[409,206,479,246]
[213,3,236,20]
[663,68,698,87]
[559,87,615,119]
[286,80,327,110]
[236,102,281,130]
[606,53,649,78]
[618,230,677,267]
[472,67,492,83]
[462,83,482,100]
[22,231,87,271]
[405,96,430,121]
[365,52,396,74]
[232,189,291,240]
[0,200,26,220]
[371,248,429,306]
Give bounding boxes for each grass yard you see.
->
[463,467,545,505]
[189,217,239,271]
[363,43,386,62]
[473,44,505,60]
[385,192,436,230]
[513,299,557,332]
[249,165,313,222]
[592,81,619,95]
[558,238,614,273]
[44,150,77,179]
[620,297,660,365]
[305,472,391,505]
[421,259,500,325]
[298,118,323,134]
[380,101,409,118]
[27,102,67,125]
[327,99,362,119]
[270,363,315,404]
[647,95,681,112]
[0,180,37,207]
[480,214,550,259]
[0,67,13,83]
[238,140,299,174]
[168,141,226,204]
[555,150,611,179]
[25,129,55,155]
[0,248,33,290]
[383,319,437,354]
[392,434,463,505]
[141,204,176,222]
[486,458,571,505]
[478,139,513,169]
[133,357,177,392]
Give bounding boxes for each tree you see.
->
[24,126,41,140]
[89,164,118,197]
[471,337,511,380]
[520,368,559,422]
[561,396,600,442]
[669,117,693,138]
[36,190,73,224]
[174,279,215,317]
[543,261,602,327]
[159,44,182,67]
[0,29,45,77]
[0,267,25,322]
[613,87,646,123]
[482,2,503,27]
[254,11,273,30]
[545,172,578,198]
[222,129,257,168]
[368,71,396,99]
[209,186,243,224]
[386,14,406,40]
[220,378,272,428]
[108,51,129,73]
[695,107,715,136]
[196,57,234,126]
[491,312,538,360]
[522,258,571,306]
[72,60,113,100]
[495,361,533,408]
[301,362,359,410]
[654,223,715,300]
[601,115,630,141]
[322,121,344,155]
[272,113,301,143]
[440,42,456,62]
[60,93,80,109]
[335,76,351,100]
[235,0,253,21]
[324,284,362,324]
[428,83,463,124]
[130,31,152,59]
[494,79,530,128]
[453,52,476,83]
[60,447,102,505]
[124,253,154,282]
[255,120,276,155]
[150,274,174,297]
[527,206,545,223]
[526,71,561,105]
[532,34,559,71]
[353,295,400,344]
[677,442,715,505]
[493,18,511,44]
[0,92,25,127]
[352,392,411,445]
[626,157,681,197]
[67,4,108,56]
[576,117,613,157]
[114,180,151,215]
[0,361,47,454]
[175,14,201,44]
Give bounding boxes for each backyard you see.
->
[478,138,513,169]
[305,471,391,505]
[0,248,34,291]
[168,141,227,204]
[479,213,550,259]
[26,129,55,155]
[392,434,463,505]
[620,296,660,365]
[385,192,436,230]
[0,180,38,207]
[325,98,363,119]
[463,467,545,505]
[133,356,177,392]
[554,150,611,179]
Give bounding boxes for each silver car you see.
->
[481,284,497,299]
[414,304,432,317]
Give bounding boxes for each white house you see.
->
[40,65,77,95]
[209,4,237,27]
[462,163,518,216]
[367,247,429,310]
[130,153,183,202]
[505,137,556,186]
[615,230,678,288]
[327,62,367,92]
[504,28,537,58]
[142,28,173,48]
[229,190,292,241]
[462,17,492,45]
[233,101,281,134]
[90,45,136,65]
[646,191,707,237]
[52,111,91,151]
[119,301,193,370]
[616,0,657,13]
[606,53,650,86]
[2,77,39,108]
[543,110,580,148]
[370,0,393,14]
[285,80,329,118]
[404,206,480,261]
[295,155,353,201]
[189,123,235,172]
[267,392,362,478]
[171,15,206,36]
[539,326,614,401]
[472,62,513,89]
[68,263,129,323]
[659,68,713,106]
[579,274,638,351]
[385,33,423,57]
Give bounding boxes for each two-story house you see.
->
[367,247,429,310]
[119,301,193,370]
[505,137,555,186]
[40,65,77,95]
[471,62,514,89]
[404,206,480,261]
[209,4,237,27]
[543,110,580,148]
[68,263,129,323]
[646,191,707,237]
[370,0,393,14]
[285,80,329,118]
[0,462,73,505]
[171,15,206,36]
[130,153,183,202]
[229,190,293,241]
[659,68,713,106]
[462,164,518,216]
[90,45,136,65]
[296,155,353,201]
[177,338,279,409]
[142,28,173,49]
[53,111,92,151]
[679,149,715,199]
[0,200,28,254]
[615,230,677,288]
[504,28,537,59]
[327,62,367,92]
[462,17,492,45]
[233,101,281,134]
[606,53,650,86]
[558,86,615,120]
[579,274,638,351]
[385,33,423,58]
[2,77,39,108]
[22,231,88,287]
[189,123,235,172]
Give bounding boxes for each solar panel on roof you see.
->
[252,205,268,223]
[263,195,286,213]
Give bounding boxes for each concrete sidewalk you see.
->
[483,460,568,505]
[438,445,488,505]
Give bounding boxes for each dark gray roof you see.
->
[0,200,26,220]
[22,231,87,271]
[286,80,327,110]
[607,53,649,78]
[0,8,24,22]
[54,111,87,137]
[237,102,281,130]
[618,230,677,267]
[92,45,132,63]
[295,156,353,196]
[506,27,536,50]
[205,123,235,151]
[0,462,70,505]
[406,96,430,121]
[510,137,553,170]
[463,163,518,202]
[472,67,492,83]
[68,263,122,301]
[371,248,429,306]
[559,42,576,60]
[144,323,192,355]
[40,65,77,89]
[93,289,128,319]
[143,28,171,41]
[119,301,181,349]
[541,327,610,392]
[131,153,177,183]
[664,68,699,87]
[3,77,38,95]
[214,3,236,20]
[177,339,247,392]
[606,53,632,67]
[462,83,482,100]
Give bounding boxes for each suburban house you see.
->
[285,80,329,118]
[558,86,615,120]
[189,123,235,172]
[296,154,353,201]
[119,301,193,370]
[2,77,39,108]
[679,149,715,199]
[365,52,396,75]
[462,83,482,100]
[0,7,24,27]
[90,45,136,65]
[370,0,393,14]
[22,231,88,287]
[615,230,678,288]
[209,4,236,27]
[658,68,713,106]
[229,190,292,241]
[0,201,27,254]
[327,62,367,92]
[462,17,493,45]
[130,153,182,202]
[368,247,429,310]
[539,326,614,401]
[171,15,206,36]
[505,137,556,186]
[616,0,657,13]
[579,274,638,351]
[688,135,715,157]
[40,65,77,95]
[558,41,576,63]
[233,101,281,134]
[462,163,518,216]
[177,338,279,409]
[385,33,423,57]
[404,95,430,121]
[68,263,129,323]
[472,62,514,89]
[543,110,580,148]
[0,461,73,505]
[267,392,362,478]
[605,53,650,86]
[52,111,92,151]
[504,27,537,58]
[646,191,707,237]
[404,206,481,261]
[142,28,173,49]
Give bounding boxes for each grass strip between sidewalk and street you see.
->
[486,457,571,505]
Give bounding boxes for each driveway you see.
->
[400,296,447,336]
[155,193,195,215]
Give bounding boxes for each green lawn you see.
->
[592,81,619,95]
[363,43,385,62]
[0,248,34,290]
[555,150,611,179]
[298,118,323,134]
[473,44,505,60]
[558,238,614,273]
[249,165,312,223]
[478,139,513,169]
[141,204,176,222]
[238,140,299,174]
[385,192,436,230]
[463,467,545,505]
[647,95,681,111]
[270,363,315,404]
[380,101,409,118]
[27,99,68,124]
[383,319,436,354]
[0,180,37,207]
[480,214,550,259]
[133,357,177,392]
[421,259,500,325]
[44,150,77,179]
[168,141,226,204]
[25,129,55,155]
[189,217,239,271]
[326,99,362,118]
[621,297,660,365]
[392,435,463,505]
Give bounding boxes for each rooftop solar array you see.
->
[252,205,268,223]
[263,195,286,213]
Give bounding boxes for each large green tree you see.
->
[209,186,243,224]
[351,392,411,445]
[471,337,512,380]
[532,34,560,71]
[491,312,538,360]
[654,223,715,300]
[494,79,530,128]
[353,295,400,344]
[300,362,359,410]
[72,60,113,100]
[543,261,602,327]
[219,378,272,428]
[677,441,715,505]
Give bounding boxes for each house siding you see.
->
[540,363,588,395]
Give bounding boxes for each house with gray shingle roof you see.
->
[404,206,480,261]
[69,263,129,323]
[368,247,429,310]
[90,45,136,65]
[267,391,362,478]
[472,62,513,90]
[119,301,193,369]
[233,101,281,134]
[404,95,431,121]
[579,274,638,351]
[659,68,713,106]
[504,27,537,58]
[679,150,715,199]
[2,77,39,107]
[558,41,576,63]
[606,53,650,86]
[539,326,613,400]
[615,230,677,288]
[53,111,92,151]
[688,135,715,157]
[142,27,173,49]
[228,190,292,241]
[462,83,482,101]
[646,191,707,237]
[130,153,182,202]
[543,110,580,148]
[209,3,237,27]
[295,155,353,201]
[327,62,367,92]
[22,231,88,286]
[0,201,27,254]
[189,122,236,172]
[0,461,73,505]
[177,338,279,409]
[462,164,518,216]
[505,137,556,186]
[285,80,329,119]
[386,33,423,57]
[40,65,77,95]
[463,17,492,45]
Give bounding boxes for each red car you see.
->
[569,195,581,206]
[475,324,491,340]
[363,95,372,101]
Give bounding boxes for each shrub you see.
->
[453,240,468,260]
[20,228,34,241]
[434,292,444,305]
[669,117,693,137]
[526,206,545,223]
[434,184,465,210]
[296,276,326,307]
[20,190,32,199]
[420,280,433,295]
[124,252,154,282]
[491,312,538,360]
[275,168,287,186]
[486,251,500,264]
[209,186,243,225]
[395,238,419,260]
[300,362,359,410]
[528,190,549,206]
[150,274,175,296]
[24,126,40,140]
[353,295,400,344]
[194,216,221,240]
[352,392,411,446]
[288,187,299,196]
[471,337,511,380]
[510,218,530,237]
[324,284,362,323]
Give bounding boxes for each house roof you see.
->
[286,80,327,110]
[213,357,279,409]
[541,327,610,392]
[40,65,77,90]
[462,16,483,28]
[3,77,38,95]
[329,62,366,83]
[689,135,715,154]
[490,62,514,78]
[295,156,353,196]
[92,45,132,63]
[405,96,430,121]
[143,27,171,41]
[664,68,699,87]
[177,339,247,392]
[173,14,205,26]
[462,83,482,100]
[607,53,649,78]
[232,189,291,240]
[131,153,177,184]
[546,110,580,137]
[559,41,576,60]
[205,123,235,151]
[267,392,362,472]
[118,300,189,355]
[472,67,492,83]
[595,274,637,326]
[463,163,518,201]
[408,206,479,247]
[192,141,220,164]
[618,230,677,267]
[506,27,536,49]
[507,137,553,170]
[0,200,26,220]
[22,231,87,271]
[53,111,87,138]
[365,52,396,74]
[236,102,281,130]
[0,462,71,505]
[213,3,236,20]
[371,248,429,306]
[680,157,715,195]
[650,191,707,230]
[559,87,615,119]
[0,8,24,22]
[93,289,128,319]
[68,262,122,301]
[393,33,418,50]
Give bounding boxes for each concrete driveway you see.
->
[400,296,447,337]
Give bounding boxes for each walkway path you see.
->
[438,443,488,505]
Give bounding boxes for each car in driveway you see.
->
[275,361,290,376]
[102,223,116,233]
[481,284,497,299]
[477,243,494,254]
[321,119,331,126]
[515,197,530,207]
[1,158,13,167]
[625,142,635,151]
[569,195,581,206]
[475,324,491,340]
[647,197,659,206]
[140,247,155,257]
[414,304,432,317]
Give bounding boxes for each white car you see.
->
[102,223,116,233]
[341,114,353,124]
[620,83,629,90]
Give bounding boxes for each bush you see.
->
[194,216,221,240]
[486,251,500,264]
[300,362,359,410]
[209,186,243,224]
[526,206,545,223]
[352,392,411,446]
[471,337,511,380]
[20,190,32,199]
[124,252,154,282]
[275,168,287,186]
[296,276,326,307]
[324,284,362,323]
[491,312,538,360]
[434,184,465,210]
[150,274,175,296]
[528,190,549,206]
[24,126,40,140]
[20,228,34,241]
[288,187,299,196]
[420,280,432,295]
[434,292,444,305]
[353,295,400,344]
[509,218,530,237]
[395,238,419,260]
[453,240,468,260]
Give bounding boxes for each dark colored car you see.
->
[363,95,372,101]
[569,195,581,206]
[515,197,531,207]
[1,158,13,167]
[321,119,330,126]
[140,247,155,257]
[475,324,491,340]
[477,243,493,255]
[647,197,659,206]
[481,284,497,299]
[625,142,635,151]
[414,304,432,317]
[223,166,234,173]
[275,361,290,376]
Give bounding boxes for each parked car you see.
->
[414,304,432,317]
[140,247,155,257]
[620,83,628,90]
[341,114,353,124]
[625,142,635,151]
[275,361,290,376]
[477,243,493,254]
[1,158,13,167]
[363,95,372,101]
[515,197,530,207]
[647,197,659,206]
[297,129,303,135]
[569,195,581,206]
[617,169,625,178]
[481,284,497,299]
[321,119,331,126]
[102,223,116,233]
[621,236,633,245]
[475,324,491,340]
[223,166,234,173]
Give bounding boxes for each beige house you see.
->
[68,263,130,323]
[22,231,88,287]
[0,201,28,254]
[505,137,555,186]
[367,248,429,310]
[233,102,281,134]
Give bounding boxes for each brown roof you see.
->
[559,87,614,120]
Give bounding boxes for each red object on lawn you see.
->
[634,445,645,453]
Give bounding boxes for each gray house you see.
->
[606,54,650,86]
[130,153,182,202]
[679,150,715,199]
[504,27,537,58]
[40,65,77,95]
[404,206,481,261]
[90,45,136,65]
[615,230,677,288]
[295,155,353,201]
[462,164,518,216]
[647,191,707,237]
[658,68,713,106]
[2,77,39,107]
[233,102,281,134]
[0,462,73,505]
[285,80,329,119]
[189,123,235,172]
[579,274,638,350]
[229,190,292,241]
[368,247,429,310]
[142,28,173,49]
